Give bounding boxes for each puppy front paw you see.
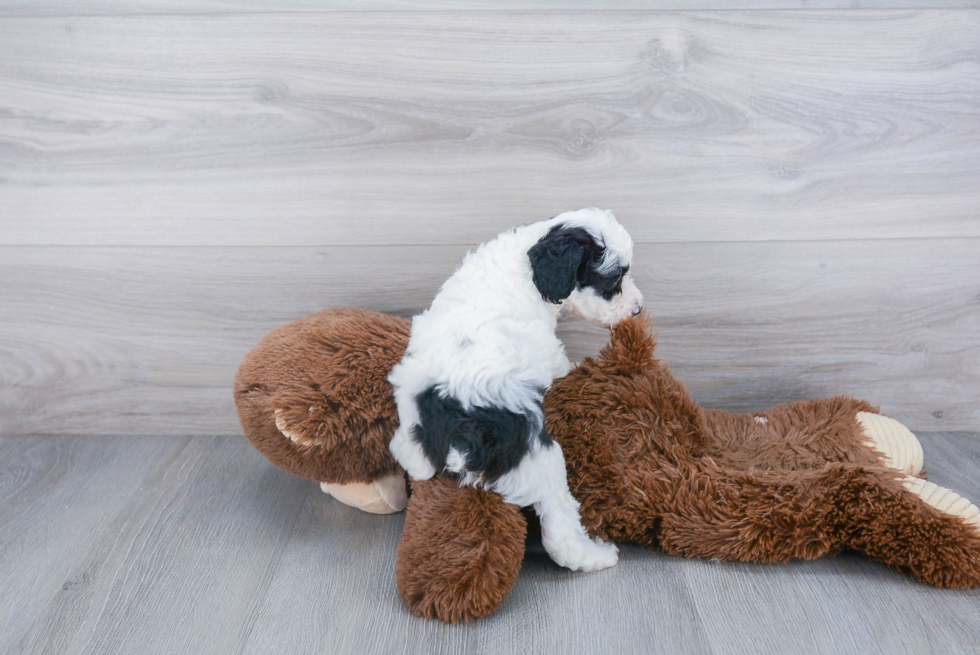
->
[402,458,437,481]
[547,536,619,572]
[389,429,438,480]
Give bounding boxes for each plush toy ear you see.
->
[527,228,587,303]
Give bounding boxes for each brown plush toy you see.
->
[235,307,980,623]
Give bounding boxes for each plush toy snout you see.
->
[320,474,408,515]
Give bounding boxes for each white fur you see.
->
[566,275,644,327]
[493,440,619,572]
[388,207,642,572]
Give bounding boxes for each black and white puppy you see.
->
[388,208,643,571]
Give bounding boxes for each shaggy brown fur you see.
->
[234,307,407,484]
[397,475,527,623]
[548,316,980,588]
[235,308,980,623]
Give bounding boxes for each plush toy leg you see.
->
[701,401,924,475]
[653,464,863,563]
[856,412,924,475]
[396,476,527,623]
[844,474,980,588]
[902,476,980,530]
[700,396,883,471]
[652,463,980,588]
[320,473,408,514]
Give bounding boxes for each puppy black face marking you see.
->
[582,264,629,301]
[528,224,628,303]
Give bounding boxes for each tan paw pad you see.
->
[856,412,924,475]
[903,476,980,532]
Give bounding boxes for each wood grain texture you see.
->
[3,433,979,654]
[1,239,977,436]
[1,11,978,245]
[4,1,980,16]
[0,436,180,652]
[10,436,316,655]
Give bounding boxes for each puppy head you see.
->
[527,208,643,326]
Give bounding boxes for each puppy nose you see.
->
[631,304,643,317]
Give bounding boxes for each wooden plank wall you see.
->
[1,3,978,435]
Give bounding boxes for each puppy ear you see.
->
[527,231,585,303]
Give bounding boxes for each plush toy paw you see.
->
[544,535,619,573]
[320,473,408,515]
[902,476,980,533]
[856,411,924,475]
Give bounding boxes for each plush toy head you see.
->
[236,308,980,623]
[234,308,409,512]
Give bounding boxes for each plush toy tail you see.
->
[596,310,659,372]
[396,476,527,623]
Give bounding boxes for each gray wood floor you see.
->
[3,431,980,655]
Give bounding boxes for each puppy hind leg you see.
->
[495,441,618,572]
[536,489,619,573]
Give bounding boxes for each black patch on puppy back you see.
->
[528,225,603,303]
[412,387,549,483]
